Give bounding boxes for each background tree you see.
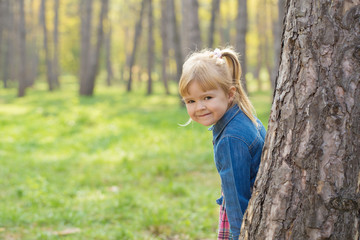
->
[236,0,248,93]
[271,0,285,90]
[181,0,201,58]
[208,0,220,48]
[53,0,60,88]
[18,0,27,97]
[127,0,146,92]
[167,0,182,82]
[240,1,360,239]
[147,0,154,95]
[40,0,54,91]
[160,0,170,94]
[79,0,108,96]
[79,0,93,95]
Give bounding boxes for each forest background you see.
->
[0,0,280,239]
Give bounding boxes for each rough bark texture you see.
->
[240,1,360,239]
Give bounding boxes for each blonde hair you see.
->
[179,47,256,124]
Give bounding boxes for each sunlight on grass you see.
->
[0,79,272,239]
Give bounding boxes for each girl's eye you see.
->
[186,100,195,104]
[204,96,212,100]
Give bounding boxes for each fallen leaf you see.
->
[52,228,81,236]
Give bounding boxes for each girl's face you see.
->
[182,81,235,126]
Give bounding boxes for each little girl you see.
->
[179,47,266,239]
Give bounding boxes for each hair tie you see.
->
[214,48,222,58]
[213,48,225,65]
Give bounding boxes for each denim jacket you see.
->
[211,104,266,239]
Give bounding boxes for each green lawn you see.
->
[0,79,271,239]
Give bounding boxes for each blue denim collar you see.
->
[210,104,241,140]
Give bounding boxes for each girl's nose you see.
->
[196,101,206,110]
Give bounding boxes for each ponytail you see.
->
[222,48,257,124]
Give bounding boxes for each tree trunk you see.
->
[40,0,54,91]
[79,0,93,95]
[53,0,60,88]
[167,0,182,82]
[208,0,220,48]
[80,0,108,96]
[270,0,285,90]
[2,0,12,88]
[127,0,146,92]
[240,1,360,239]
[147,0,154,95]
[17,0,26,97]
[160,0,170,94]
[182,0,201,57]
[236,0,248,93]
[105,23,113,86]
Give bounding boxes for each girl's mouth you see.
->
[198,113,211,118]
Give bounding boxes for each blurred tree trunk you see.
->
[127,0,146,92]
[271,0,285,90]
[105,24,113,86]
[79,0,93,95]
[147,0,154,95]
[208,0,220,48]
[0,0,3,66]
[254,6,262,91]
[167,0,182,82]
[2,0,12,88]
[240,1,360,239]
[160,0,170,94]
[182,0,201,57]
[17,0,27,97]
[40,0,54,91]
[27,0,39,87]
[53,0,60,88]
[236,0,248,93]
[0,0,5,87]
[80,0,108,96]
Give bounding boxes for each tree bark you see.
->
[40,0,54,91]
[236,0,248,93]
[127,0,146,92]
[17,0,27,97]
[240,1,360,239]
[167,0,182,82]
[208,0,220,48]
[160,0,170,94]
[147,0,154,95]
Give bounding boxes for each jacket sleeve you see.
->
[215,136,252,239]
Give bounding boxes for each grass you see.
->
[0,78,272,239]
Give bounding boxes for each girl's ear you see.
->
[228,86,236,103]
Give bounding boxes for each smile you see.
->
[198,113,211,118]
